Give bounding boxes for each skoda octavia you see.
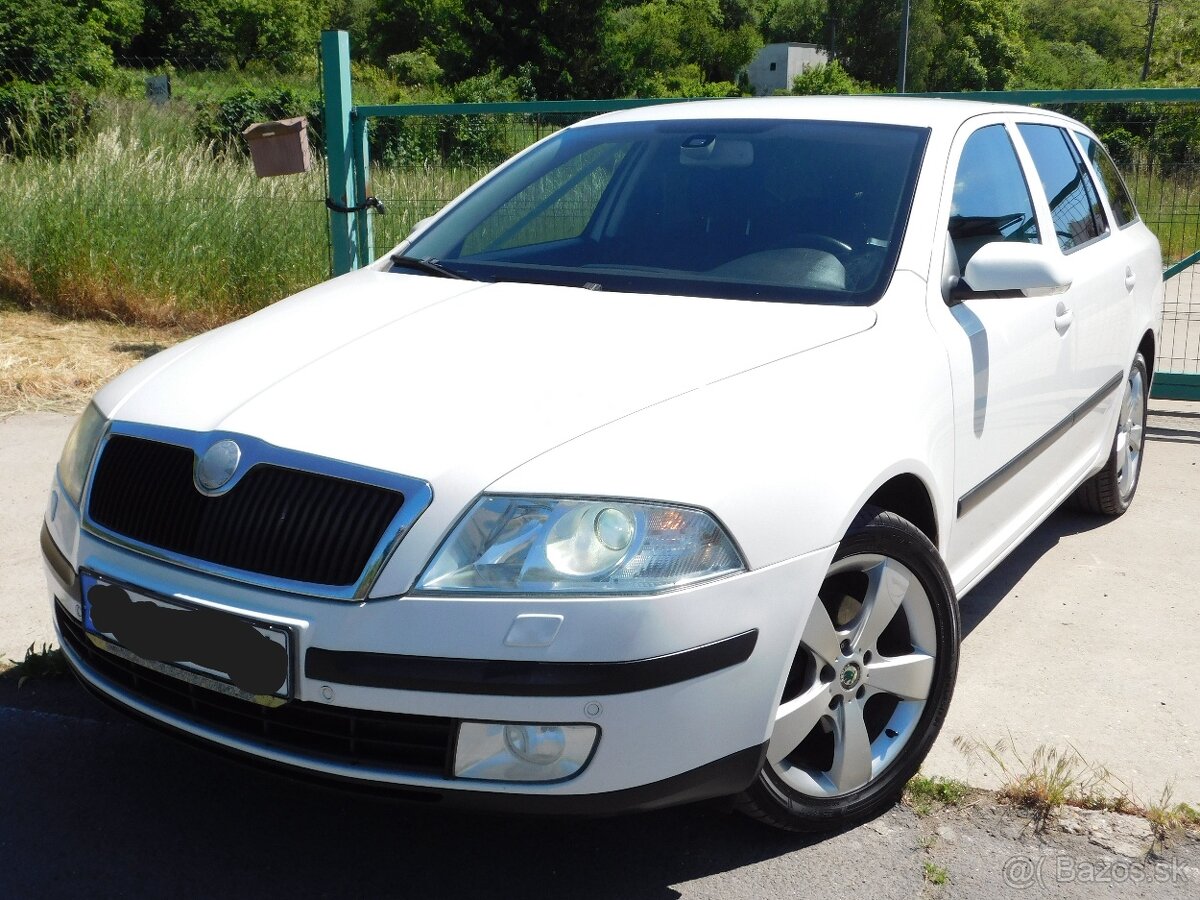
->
[43,97,1162,830]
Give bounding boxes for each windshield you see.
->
[402,118,929,305]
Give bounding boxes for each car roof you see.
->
[576,95,1075,132]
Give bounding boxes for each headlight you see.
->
[416,496,745,594]
[57,402,107,506]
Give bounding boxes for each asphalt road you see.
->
[1,678,1197,899]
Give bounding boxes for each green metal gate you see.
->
[320,31,1200,400]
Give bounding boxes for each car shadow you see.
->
[110,341,167,359]
[956,507,1110,640]
[1,680,851,899]
[1146,403,1200,444]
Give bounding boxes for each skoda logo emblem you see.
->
[196,439,242,492]
[840,664,861,691]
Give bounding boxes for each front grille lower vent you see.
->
[58,604,453,775]
[88,435,405,587]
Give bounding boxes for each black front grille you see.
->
[58,604,454,774]
[88,435,405,587]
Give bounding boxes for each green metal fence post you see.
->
[351,112,374,268]
[321,30,356,276]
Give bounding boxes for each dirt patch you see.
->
[0,307,189,419]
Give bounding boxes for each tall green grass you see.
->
[1,92,1197,330]
[0,99,480,327]
[0,111,329,326]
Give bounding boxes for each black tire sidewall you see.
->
[1114,353,1150,511]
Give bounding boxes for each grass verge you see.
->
[953,734,1200,848]
[3,643,69,689]
[0,305,185,418]
[921,861,949,886]
[904,774,974,817]
[954,735,1131,829]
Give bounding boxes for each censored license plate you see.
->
[80,571,291,701]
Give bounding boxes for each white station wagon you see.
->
[44,97,1161,831]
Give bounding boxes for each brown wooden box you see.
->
[242,116,312,178]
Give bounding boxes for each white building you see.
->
[745,43,829,96]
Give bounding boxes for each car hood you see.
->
[100,269,875,494]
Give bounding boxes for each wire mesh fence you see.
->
[2,60,1199,375]
[361,99,1200,381]
[1035,101,1200,375]
[366,111,598,252]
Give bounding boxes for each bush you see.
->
[386,51,443,87]
[375,70,525,167]
[0,0,119,157]
[791,61,868,96]
[194,86,322,154]
[0,79,92,158]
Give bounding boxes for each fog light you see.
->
[454,721,599,782]
[504,724,566,765]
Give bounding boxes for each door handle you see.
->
[1125,267,1137,291]
[1054,300,1073,335]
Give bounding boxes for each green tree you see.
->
[455,0,612,98]
[366,0,467,73]
[135,0,328,68]
[789,59,865,94]
[761,0,825,44]
[924,0,1024,90]
[1015,41,1118,89]
[0,0,125,156]
[833,0,938,89]
[602,0,759,96]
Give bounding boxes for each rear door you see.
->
[1012,120,1129,460]
[1070,129,1162,365]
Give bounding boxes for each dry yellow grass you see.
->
[0,307,188,419]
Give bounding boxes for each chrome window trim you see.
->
[80,421,433,601]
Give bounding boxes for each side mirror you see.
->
[960,241,1071,297]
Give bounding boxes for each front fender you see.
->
[492,306,955,570]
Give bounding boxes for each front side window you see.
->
[1075,133,1138,228]
[948,124,1040,270]
[403,118,930,305]
[1017,124,1108,251]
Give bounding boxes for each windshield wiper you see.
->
[389,255,469,280]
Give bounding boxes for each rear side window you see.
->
[1017,124,1108,251]
[949,125,1039,269]
[1075,133,1138,228]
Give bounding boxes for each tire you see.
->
[1069,353,1149,517]
[736,508,960,832]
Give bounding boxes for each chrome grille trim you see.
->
[80,421,433,600]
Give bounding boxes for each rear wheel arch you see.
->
[1138,330,1155,381]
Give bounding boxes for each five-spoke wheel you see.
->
[738,508,960,831]
[1070,352,1150,516]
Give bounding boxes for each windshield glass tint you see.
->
[404,118,929,304]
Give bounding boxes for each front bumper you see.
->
[43,517,836,811]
